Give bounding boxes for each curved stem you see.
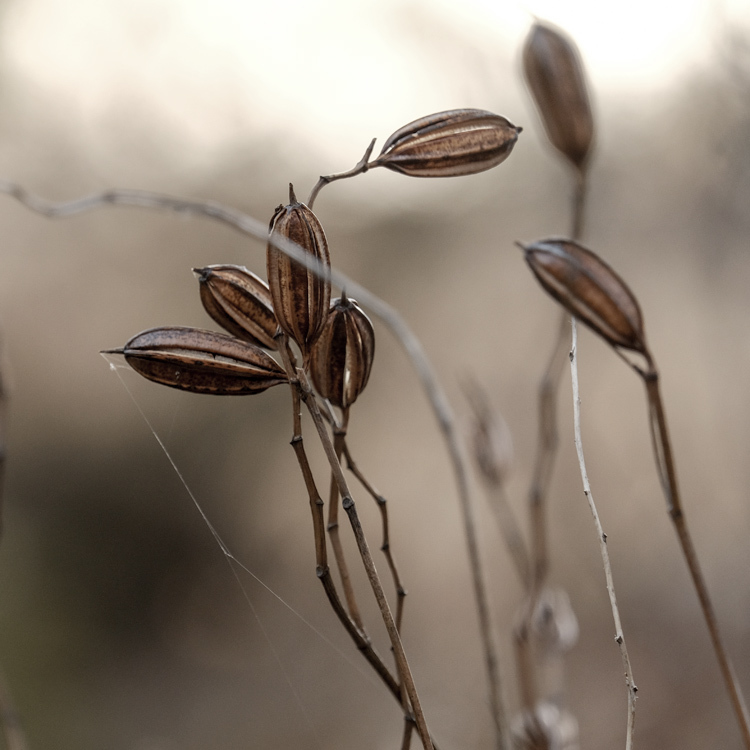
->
[642,368,750,749]
[341,439,407,633]
[307,138,377,209]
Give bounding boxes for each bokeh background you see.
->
[0,0,749,748]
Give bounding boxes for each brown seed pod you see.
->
[107,326,287,395]
[309,294,375,409]
[523,21,593,170]
[372,109,521,177]
[195,264,279,350]
[521,239,647,354]
[267,184,331,356]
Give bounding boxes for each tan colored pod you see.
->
[267,185,331,356]
[195,264,279,350]
[309,294,375,409]
[523,21,593,169]
[107,326,287,395]
[522,239,647,353]
[372,109,521,177]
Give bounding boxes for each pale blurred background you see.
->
[0,0,749,748]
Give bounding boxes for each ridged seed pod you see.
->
[107,326,287,395]
[523,21,594,170]
[372,109,521,177]
[522,239,647,354]
[267,185,331,357]
[195,264,279,350]
[309,294,375,409]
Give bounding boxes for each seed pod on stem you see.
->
[106,326,288,395]
[267,184,331,358]
[195,264,279,350]
[372,109,521,177]
[521,238,648,356]
[309,293,375,409]
[523,21,594,171]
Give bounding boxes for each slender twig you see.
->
[570,320,637,750]
[275,335,401,702]
[341,440,408,633]
[307,138,377,209]
[327,410,365,630]
[641,366,750,749]
[297,369,434,750]
[0,179,507,748]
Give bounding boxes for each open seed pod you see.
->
[523,21,593,170]
[195,264,279,350]
[309,294,375,409]
[267,185,331,357]
[372,109,521,177]
[522,239,648,355]
[107,326,288,395]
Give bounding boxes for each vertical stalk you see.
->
[643,370,750,749]
[327,410,366,630]
[299,377,434,750]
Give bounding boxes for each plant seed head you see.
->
[373,109,521,177]
[266,184,331,357]
[523,21,594,170]
[522,238,647,354]
[195,264,279,350]
[309,295,375,409]
[110,326,287,395]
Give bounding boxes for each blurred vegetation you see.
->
[0,4,748,750]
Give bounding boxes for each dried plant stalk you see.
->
[570,320,636,750]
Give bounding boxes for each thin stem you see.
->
[276,335,401,702]
[570,319,637,750]
[342,440,408,633]
[528,311,569,596]
[571,167,587,241]
[642,369,750,749]
[307,138,377,209]
[327,411,366,630]
[298,373,434,750]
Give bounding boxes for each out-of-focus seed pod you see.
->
[195,264,279,350]
[531,587,579,655]
[512,702,580,750]
[106,326,287,395]
[267,184,331,357]
[521,239,647,354]
[372,109,521,177]
[523,21,593,170]
[309,293,375,409]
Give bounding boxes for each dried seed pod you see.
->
[522,239,647,354]
[523,21,593,170]
[195,264,279,350]
[372,109,521,177]
[267,184,331,356]
[107,326,287,395]
[309,293,375,409]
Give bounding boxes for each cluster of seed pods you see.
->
[109,108,524,410]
